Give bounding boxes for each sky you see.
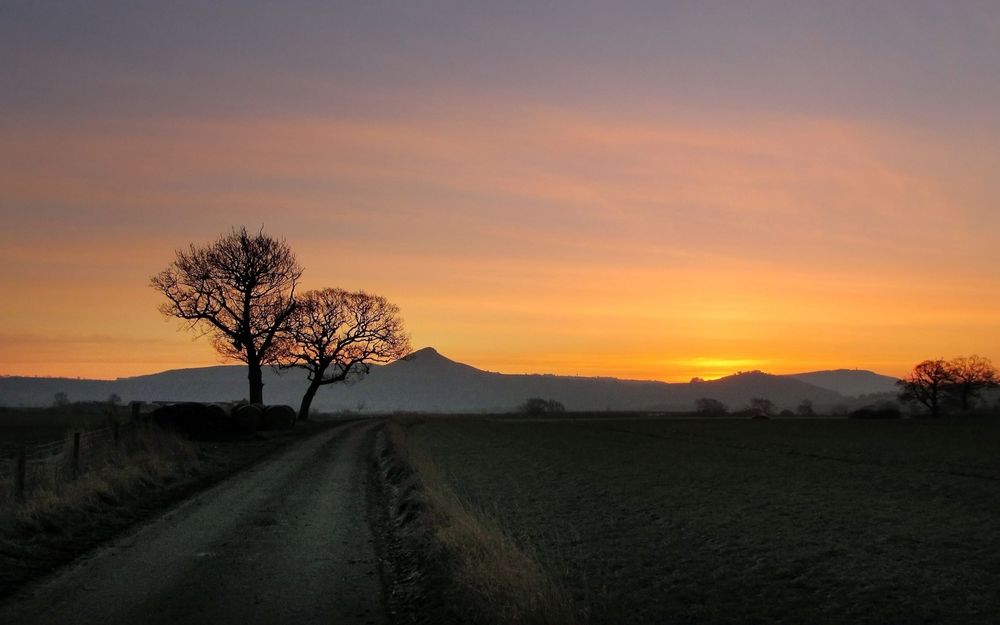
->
[1,1,999,382]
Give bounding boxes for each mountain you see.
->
[1,347,854,413]
[786,369,900,397]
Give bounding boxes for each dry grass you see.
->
[1,425,199,531]
[1,418,331,600]
[382,422,578,625]
[0,424,202,598]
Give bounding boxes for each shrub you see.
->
[849,405,902,419]
[518,398,566,415]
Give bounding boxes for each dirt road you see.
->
[0,420,387,625]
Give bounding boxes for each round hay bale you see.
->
[232,403,264,434]
[200,403,230,435]
[152,402,229,438]
[150,403,184,430]
[262,404,297,430]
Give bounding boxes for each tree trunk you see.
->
[299,380,321,421]
[248,362,264,404]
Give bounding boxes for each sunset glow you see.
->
[2,3,998,382]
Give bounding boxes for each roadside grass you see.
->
[379,422,578,625]
[0,418,332,601]
[0,425,200,528]
[0,423,202,597]
[403,416,1000,624]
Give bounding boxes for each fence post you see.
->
[72,432,81,479]
[16,446,26,502]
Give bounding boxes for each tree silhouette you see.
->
[694,397,728,416]
[278,288,409,419]
[897,359,952,417]
[946,355,997,411]
[749,397,775,417]
[151,227,302,404]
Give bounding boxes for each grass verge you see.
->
[373,420,578,625]
[0,419,333,601]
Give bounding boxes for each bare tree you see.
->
[946,355,998,411]
[796,399,816,417]
[279,288,410,419]
[151,227,302,404]
[694,397,728,416]
[748,397,775,417]
[897,359,952,417]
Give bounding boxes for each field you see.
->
[402,416,1000,624]
[0,405,126,457]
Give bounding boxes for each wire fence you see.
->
[0,403,154,504]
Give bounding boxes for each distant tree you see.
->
[748,397,776,417]
[897,359,952,417]
[151,227,302,404]
[830,404,850,417]
[277,288,410,420]
[849,400,902,419]
[690,377,705,384]
[519,398,566,415]
[53,391,69,407]
[107,393,122,406]
[694,397,728,416]
[945,355,998,411]
[796,399,816,417]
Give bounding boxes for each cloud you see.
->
[1,105,998,380]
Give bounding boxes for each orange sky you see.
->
[2,4,998,382]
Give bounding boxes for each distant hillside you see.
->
[2,347,859,413]
[0,367,309,409]
[787,369,900,397]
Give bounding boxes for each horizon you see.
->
[0,345,899,385]
[3,3,998,382]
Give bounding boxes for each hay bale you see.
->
[232,403,264,434]
[262,404,297,430]
[152,402,229,438]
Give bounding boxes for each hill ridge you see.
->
[1,348,896,411]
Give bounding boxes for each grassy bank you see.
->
[374,421,577,625]
[0,419,332,601]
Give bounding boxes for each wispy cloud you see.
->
[2,103,998,380]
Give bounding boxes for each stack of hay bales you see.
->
[151,402,230,438]
[150,401,297,438]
